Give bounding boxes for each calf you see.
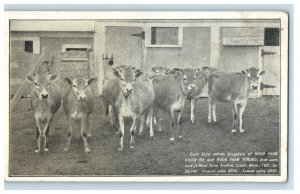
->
[26,66,61,153]
[102,65,167,133]
[112,65,154,151]
[63,76,97,153]
[168,68,207,123]
[102,76,120,132]
[204,67,265,134]
[151,68,200,141]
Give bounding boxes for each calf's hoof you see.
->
[117,147,123,152]
[169,137,175,141]
[130,141,135,148]
[150,136,154,141]
[231,129,236,135]
[191,117,195,123]
[240,129,245,133]
[85,148,91,153]
[208,119,211,123]
[44,148,49,154]
[63,147,70,153]
[178,135,183,139]
[87,133,92,138]
[35,149,40,153]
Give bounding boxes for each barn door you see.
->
[105,26,143,71]
[261,46,280,96]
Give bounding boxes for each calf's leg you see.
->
[231,102,238,134]
[212,102,217,122]
[208,98,212,123]
[34,115,42,153]
[238,100,247,133]
[86,118,92,138]
[169,110,175,141]
[80,116,91,153]
[130,116,138,148]
[113,106,119,134]
[42,114,53,153]
[118,114,125,151]
[64,117,73,153]
[177,103,185,139]
[148,108,154,139]
[190,99,196,123]
[138,114,145,136]
[108,105,114,126]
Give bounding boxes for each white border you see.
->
[4,11,288,182]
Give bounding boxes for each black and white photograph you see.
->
[5,11,288,182]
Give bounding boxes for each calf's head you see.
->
[242,67,265,90]
[173,68,200,94]
[27,72,58,100]
[151,66,169,75]
[64,77,97,101]
[113,66,143,98]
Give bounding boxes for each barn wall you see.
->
[10,32,94,99]
[40,37,93,51]
[144,27,210,72]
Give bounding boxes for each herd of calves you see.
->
[26,62,265,153]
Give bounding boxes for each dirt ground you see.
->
[9,96,280,176]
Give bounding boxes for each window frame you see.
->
[146,26,183,48]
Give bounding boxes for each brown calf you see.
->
[26,66,61,153]
[112,65,154,151]
[63,76,97,153]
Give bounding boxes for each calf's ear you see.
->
[259,70,266,76]
[173,68,183,77]
[194,68,201,77]
[64,78,72,85]
[241,70,247,76]
[26,73,36,83]
[49,75,59,82]
[151,66,157,72]
[134,70,143,79]
[87,78,97,85]
[112,67,121,78]
[165,68,174,75]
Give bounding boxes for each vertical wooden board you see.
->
[219,46,259,72]
[93,22,105,96]
[262,46,280,95]
[105,26,143,69]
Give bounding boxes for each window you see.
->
[65,48,88,52]
[264,28,280,46]
[24,41,33,53]
[147,26,183,47]
[62,44,92,52]
[151,27,178,45]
